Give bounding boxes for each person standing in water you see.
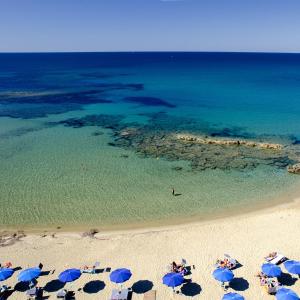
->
[172,188,175,196]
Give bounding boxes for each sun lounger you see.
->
[224,254,237,269]
[26,287,37,299]
[266,253,287,265]
[110,288,129,300]
[82,262,100,274]
[143,290,157,300]
[57,289,67,299]
[82,268,95,274]
[215,254,237,270]
[265,285,277,295]
[0,285,8,293]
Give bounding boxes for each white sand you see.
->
[1,199,300,299]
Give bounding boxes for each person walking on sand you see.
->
[172,188,175,196]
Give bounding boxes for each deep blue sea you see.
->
[0,52,300,229]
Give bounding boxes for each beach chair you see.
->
[110,288,129,300]
[103,267,111,273]
[26,287,37,299]
[265,285,277,295]
[224,254,237,269]
[143,290,157,300]
[82,268,94,274]
[268,253,287,265]
[57,289,67,299]
[0,285,8,293]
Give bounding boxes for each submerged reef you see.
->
[123,96,176,108]
[288,163,300,174]
[52,112,300,173]
[176,134,283,150]
[53,114,126,129]
[0,79,144,119]
[113,128,294,171]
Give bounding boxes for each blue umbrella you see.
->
[213,268,234,282]
[110,268,132,284]
[162,272,184,288]
[276,288,299,300]
[222,292,245,300]
[0,268,14,281]
[18,267,41,282]
[284,260,300,275]
[261,263,282,277]
[58,269,81,283]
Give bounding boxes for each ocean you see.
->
[0,52,300,229]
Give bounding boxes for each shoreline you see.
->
[1,181,300,235]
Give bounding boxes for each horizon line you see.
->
[0,50,300,54]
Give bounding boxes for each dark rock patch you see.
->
[0,103,83,119]
[51,114,125,129]
[123,96,176,108]
[46,112,299,173]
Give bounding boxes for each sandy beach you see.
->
[0,197,300,299]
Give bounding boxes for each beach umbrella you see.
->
[213,268,234,282]
[58,269,81,283]
[18,267,41,282]
[222,292,245,300]
[110,268,132,284]
[162,272,184,288]
[261,263,282,277]
[284,260,300,275]
[0,268,14,281]
[276,288,299,300]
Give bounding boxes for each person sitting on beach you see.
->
[178,265,185,275]
[171,261,178,272]
[3,262,12,268]
[256,272,268,286]
[265,252,277,260]
[216,256,237,269]
[224,258,230,267]
[82,264,96,274]
[261,277,267,286]
[172,261,188,275]
[216,259,227,268]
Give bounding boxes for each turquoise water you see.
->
[0,52,300,229]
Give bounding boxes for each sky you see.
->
[0,0,300,52]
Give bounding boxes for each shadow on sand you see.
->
[83,280,106,294]
[132,280,153,294]
[229,277,249,291]
[279,272,298,286]
[181,282,202,297]
[43,280,65,292]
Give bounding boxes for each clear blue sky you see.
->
[0,0,300,52]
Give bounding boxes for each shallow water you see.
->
[0,52,300,229]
